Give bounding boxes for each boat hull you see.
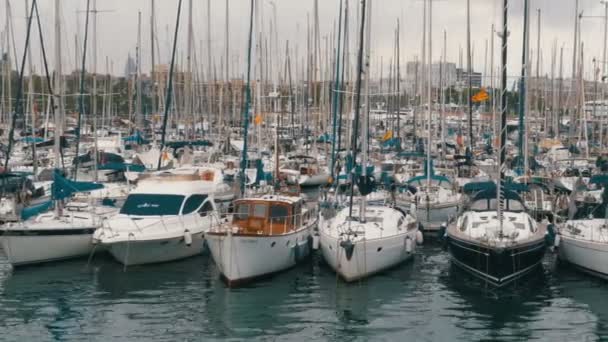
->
[415,203,459,233]
[447,235,546,287]
[106,232,206,266]
[206,229,311,287]
[1,228,96,266]
[559,235,608,280]
[319,231,416,282]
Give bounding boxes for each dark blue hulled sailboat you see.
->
[444,0,547,287]
[445,183,547,286]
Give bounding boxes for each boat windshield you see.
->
[120,194,185,216]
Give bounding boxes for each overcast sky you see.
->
[2,0,607,82]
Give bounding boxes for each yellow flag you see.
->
[382,130,393,141]
[254,114,263,125]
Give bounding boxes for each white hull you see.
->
[319,230,416,282]
[107,232,206,266]
[206,228,311,285]
[1,229,96,266]
[559,234,608,279]
[299,173,330,187]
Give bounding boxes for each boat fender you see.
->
[184,230,193,247]
[340,239,355,261]
[554,234,561,250]
[312,234,320,250]
[416,230,424,245]
[405,236,413,254]
[545,223,556,247]
[437,223,447,241]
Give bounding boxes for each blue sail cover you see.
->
[20,200,53,220]
[122,131,149,145]
[316,133,333,144]
[52,170,104,200]
[21,136,44,144]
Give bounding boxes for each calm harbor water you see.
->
[0,244,607,341]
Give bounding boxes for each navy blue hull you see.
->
[447,235,546,287]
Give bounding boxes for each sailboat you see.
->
[1,170,117,266]
[556,175,608,279]
[445,0,547,287]
[401,160,461,235]
[319,0,420,282]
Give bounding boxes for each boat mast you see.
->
[25,0,37,180]
[498,0,509,233]
[441,29,446,160]
[73,0,91,180]
[185,0,192,139]
[360,0,372,222]
[426,0,432,186]
[517,0,530,175]
[466,0,473,151]
[92,0,99,181]
[330,0,344,182]
[240,0,255,197]
[157,0,183,170]
[348,0,367,220]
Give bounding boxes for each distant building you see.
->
[124,53,136,78]
[456,68,482,89]
[405,61,480,92]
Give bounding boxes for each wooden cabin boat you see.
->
[206,194,317,287]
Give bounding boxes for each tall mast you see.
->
[53,0,62,169]
[185,0,192,138]
[490,24,496,142]
[360,0,372,221]
[517,0,530,175]
[348,0,367,220]
[92,0,99,181]
[396,19,401,143]
[498,0,509,232]
[601,1,608,147]
[569,0,579,143]
[25,0,37,179]
[225,0,230,125]
[239,0,255,196]
[427,0,432,185]
[136,11,143,130]
[466,0,473,150]
[150,0,156,116]
[441,29,446,160]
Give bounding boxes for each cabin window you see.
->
[198,201,214,217]
[182,195,208,214]
[120,194,185,216]
[270,205,289,225]
[252,203,268,218]
[235,204,250,220]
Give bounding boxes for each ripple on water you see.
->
[0,243,607,340]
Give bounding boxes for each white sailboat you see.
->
[556,177,608,279]
[319,0,420,282]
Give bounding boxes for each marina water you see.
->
[1,245,607,341]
